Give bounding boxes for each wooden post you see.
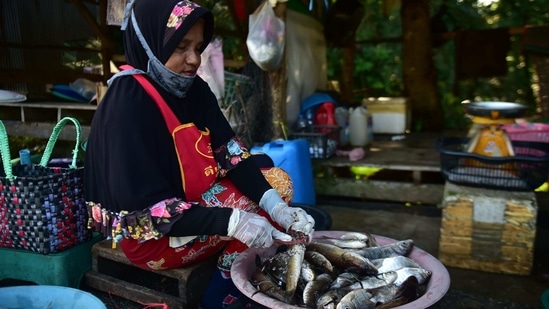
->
[401,0,443,131]
[269,1,288,139]
[340,46,356,104]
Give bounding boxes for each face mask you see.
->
[148,56,195,99]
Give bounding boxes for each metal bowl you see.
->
[231,230,450,309]
[462,102,528,119]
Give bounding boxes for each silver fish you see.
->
[336,289,376,309]
[352,239,414,260]
[315,238,369,249]
[330,272,361,289]
[346,271,398,290]
[340,231,378,247]
[372,256,422,273]
[303,273,333,308]
[365,284,400,305]
[392,267,432,286]
[307,242,378,275]
[317,289,348,309]
[305,250,335,274]
[286,243,306,299]
[301,258,317,282]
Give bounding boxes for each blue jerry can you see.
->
[251,139,316,206]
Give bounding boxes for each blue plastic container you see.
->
[0,285,106,309]
[251,139,316,206]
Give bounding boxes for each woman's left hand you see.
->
[270,203,315,240]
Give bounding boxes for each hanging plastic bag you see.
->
[246,1,285,71]
[197,38,225,104]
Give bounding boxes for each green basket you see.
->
[224,71,251,106]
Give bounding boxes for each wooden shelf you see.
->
[0,101,96,141]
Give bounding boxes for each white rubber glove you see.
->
[227,209,292,248]
[259,189,315,238]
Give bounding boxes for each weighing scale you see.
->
[462,102,528,157]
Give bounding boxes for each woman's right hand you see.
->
[227,209,292,248]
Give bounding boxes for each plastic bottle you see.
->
[19,149,31,165]
[365,106,374,145]
[335,107,349,146]
[349,106,370,147]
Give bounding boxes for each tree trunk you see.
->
[401,0,443,131]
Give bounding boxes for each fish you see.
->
[316,289,349,309]
[371,256,422,273]
[250,255,293,304]
[346,271,398,290]
[365,284,400,305]
[392,267,432,286]
[286,243,306,299]
[307,242,378,275]
[340,231,378,247]
[301,259,317,282]
[255,235,431,309]
[315,238,370,249]
[335,289,376,309]
[352,239,414,260]
[262,249,291,288]
[303,273,333,308]
[305,250,335,275]
[375,276,421,308]
[330,272,361,289]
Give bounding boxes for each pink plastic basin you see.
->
[231,230,450,309]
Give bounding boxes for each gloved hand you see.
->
[227,209,292,248]
[270,203,315,237]
[259,189,315,240]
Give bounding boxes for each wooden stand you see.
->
[438,182,537,275]
[85,240,217,309]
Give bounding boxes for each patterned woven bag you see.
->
[0,117,90,254]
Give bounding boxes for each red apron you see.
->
[121,65,217,201]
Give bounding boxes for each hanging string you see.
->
[273,120,289,140]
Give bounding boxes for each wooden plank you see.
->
[89,240,217,308]
[315,177,444,205]
[2,120,90,141]
[0,102,97,110]
[92,240,206,279]
[0,68,104,84]
[85,271,185,309]
[314,132,443,171]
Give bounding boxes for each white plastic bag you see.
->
[197,38,225,103]
[246,1,285,71]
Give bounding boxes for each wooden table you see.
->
[313,133,448,205]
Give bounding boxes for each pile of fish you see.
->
[250,232,432,309]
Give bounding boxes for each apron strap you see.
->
[119,64,180,132]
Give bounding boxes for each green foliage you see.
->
[327,0,549,130]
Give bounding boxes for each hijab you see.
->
[110,0,214,98]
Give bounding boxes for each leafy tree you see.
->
[328,0,549,130]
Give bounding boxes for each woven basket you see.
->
[224,71,251,106]
[0,117,90,254]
